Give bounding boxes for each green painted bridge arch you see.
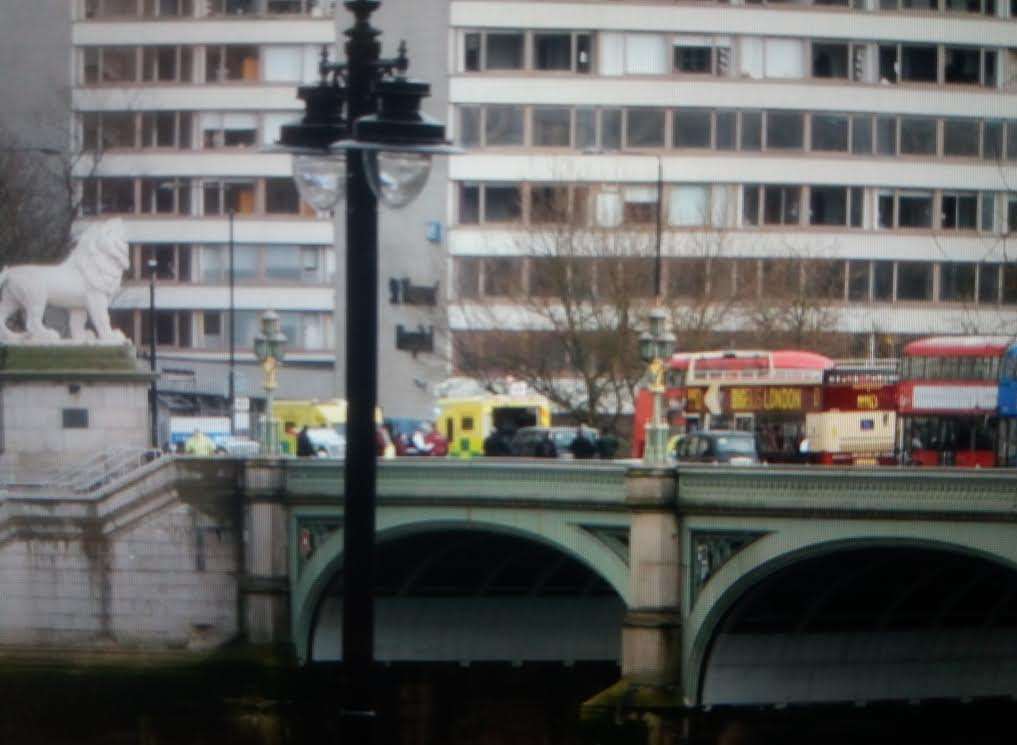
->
[277,460,632,663]
[669,467,1017,707]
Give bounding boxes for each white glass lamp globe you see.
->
[292,154,346,214]
[363,150,432,209]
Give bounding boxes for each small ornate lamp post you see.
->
[253,310,287,455]
[271,3,458,742]
[639,307,676,466]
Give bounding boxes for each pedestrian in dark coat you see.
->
[296,426,315,457]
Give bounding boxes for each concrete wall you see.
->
[0,490,239,649]
[1,378,150,472]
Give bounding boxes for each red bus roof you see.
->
[904,336,1013,358]
[667,349,834,371]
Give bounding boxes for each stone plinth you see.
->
[0,344,154,474]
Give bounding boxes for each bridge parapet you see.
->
[246,458,629,507]
[675,465,1017,519]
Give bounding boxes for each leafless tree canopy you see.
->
[450,185,876,431]
[0,130,79,267]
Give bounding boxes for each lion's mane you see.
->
[70,218,130,297]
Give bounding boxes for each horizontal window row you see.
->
[80,0,332,18]
[110,308,334,351]
[122,243,335,285]
[456,182,1017,233]
[457,29,1012,89]
[79,177,316,217]
[454,256,1017,306]
[80,44,333,86]
[458,105,1017,161]
[79,110,299,151]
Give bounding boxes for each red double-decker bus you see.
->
[631,350,832,462]
[898,336,1009,467]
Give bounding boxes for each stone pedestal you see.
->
[0,344,154,476]
[581,465,684,745]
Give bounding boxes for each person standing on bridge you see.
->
[296,426,315,457]
[184,428,215,456]
[570,425,596,459]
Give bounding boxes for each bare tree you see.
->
[740,243,850,355]
[450,187,650,434]
[0,124,95,267]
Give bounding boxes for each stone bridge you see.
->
[2,457,1016,710]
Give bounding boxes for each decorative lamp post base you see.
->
[643,423,671,468]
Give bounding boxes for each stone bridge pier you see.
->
[586,464,1017,745]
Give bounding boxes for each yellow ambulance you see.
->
[436,393,552,456]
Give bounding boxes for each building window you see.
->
[202,179,257,215]
[809,186,848,226]
[81,178,136,215]
[142,46,193,83]
[848,260,870,302]
[456,258,482,300]
[485,106,524,146]
[978,264,1000,304]
[674,109,712,148]
[83,46,138,84]
[896,261,933,301]
[873,261,894,301]
[812,113,849,152]
[668,185,709,226]
[625,109,666,148]
[672,36,729,77]
[201,113,258,148]
[899,117,937,155]
[82,111,138,150]
[765,111,804,150]
[740,111,762,151]
[983,120,1004,160]
[944,47,995,87]
[716,111,736,150]
[459,106,481,147]
[878,190,933,228]
[206,45,259,82]
[940,263,976,302]
[812,42,849,79]
[140,178,191,215]
[534,32,592,73]
[943,119,980,157]
[851,114,873,155]
[483,258,523,296]
[532,108,572,147]
[265,178,301,214]
[622,186,659,225]
[940,192,978,230]
[485,185,523,222]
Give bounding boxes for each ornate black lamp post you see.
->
[639,307,676,466]
[272,2,456,741]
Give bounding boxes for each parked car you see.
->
[213,435,261,457]
[306,427,346,458]
[384,417,448,456]
[510,426,600,458]
[673,431,760,465]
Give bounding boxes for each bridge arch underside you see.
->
[700,546,1017,706]
[310,529,625,664]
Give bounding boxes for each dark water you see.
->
[3,658,1016,745]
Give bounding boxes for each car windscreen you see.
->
[714,436,756,454]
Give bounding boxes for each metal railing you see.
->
[2,447,164,495]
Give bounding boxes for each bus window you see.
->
[445,417,454,442]
[462,416,474,431]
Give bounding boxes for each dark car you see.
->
[510,426,599,458]
[673,430,760,465]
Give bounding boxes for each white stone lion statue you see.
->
[0,218,130,343]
